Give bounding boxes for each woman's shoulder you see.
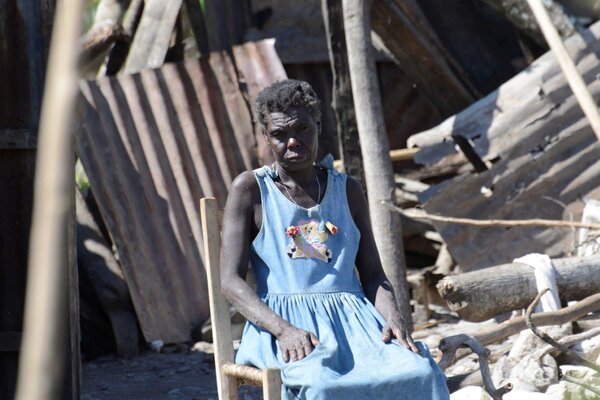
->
[229,170,261,205]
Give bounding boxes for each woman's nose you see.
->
[287,136,301,148]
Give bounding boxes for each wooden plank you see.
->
[526,0,600,140]
[68,184,80,400]
[0,129,37,149]
[262,368,282,400]
[123,0,184,74]
[322,0,364,187]
[417,1,523,95]
[371,0,475,116]
[201,198,238,400]
[0,332,21,352]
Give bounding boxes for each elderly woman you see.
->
[221,79,449,399]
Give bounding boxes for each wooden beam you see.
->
[322,0,365,188]
[333,148,418,171]
[526,0,600,141]
[371,0,475,116]
[122,0,184,74]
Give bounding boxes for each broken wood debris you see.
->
[438,334,512,400]
[526,288,600,374]
[404,18,600,271]
[437,256,600,321]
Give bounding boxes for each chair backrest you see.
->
[200,198,236,397]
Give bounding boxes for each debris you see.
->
[436,256,600,321]
[149,340,164,353]
[525,289,600,374]
[438,334,512,400]
[407,19,600,271]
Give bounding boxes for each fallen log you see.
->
[437,256,600,321]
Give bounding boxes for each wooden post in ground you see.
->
[526,0,600,140]
[15,0,82,398]
[321,0,365,188]
[342,0,413,330]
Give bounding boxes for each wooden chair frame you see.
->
[200,198,282,400]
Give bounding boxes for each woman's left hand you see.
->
[381,316,420,354]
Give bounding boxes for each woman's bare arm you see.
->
[347,177,419,352]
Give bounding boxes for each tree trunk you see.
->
[437,256,600,321]
[342,0,412,330]
[321,0,365,188]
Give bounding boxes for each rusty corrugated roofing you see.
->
[76,40,286,343]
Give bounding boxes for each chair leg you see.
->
[219,373,238,400]
[262,368,282,400]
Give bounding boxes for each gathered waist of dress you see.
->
[258,289,365,298]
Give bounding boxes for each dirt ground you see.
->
[82,350,262,400]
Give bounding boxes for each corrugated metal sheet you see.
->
[76,40,285,343]
[233,39,288,165]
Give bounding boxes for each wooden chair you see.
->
[200,198,282,400]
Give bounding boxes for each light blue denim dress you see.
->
[235,161,449,400]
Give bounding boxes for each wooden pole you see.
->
[15,0,82,398]
[321,0,365,188]
[526,0,600,140]
[342,0,413,330]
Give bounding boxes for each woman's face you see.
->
[264,106,319,171]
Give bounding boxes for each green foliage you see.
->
[84,0,100,32]
[563,370,600,400]
[75,159,90,191]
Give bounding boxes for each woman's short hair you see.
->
[254,79,321,133]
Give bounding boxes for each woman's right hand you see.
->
[277,325,320,362]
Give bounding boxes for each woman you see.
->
[220,79,449,399]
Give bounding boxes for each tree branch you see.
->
[526,288,600,374]
[386,203,600,230]
[438,334,512,400]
